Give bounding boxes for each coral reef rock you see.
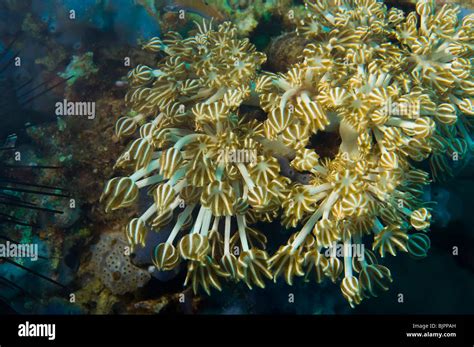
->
[91,232,150,295]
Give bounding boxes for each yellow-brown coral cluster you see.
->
[101,20,289,294]
[289,0,474,181]
[257,0,472,306]
[102,0,473,307]
[270,152,432,307]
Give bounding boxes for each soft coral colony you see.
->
[102,21,282,293]
[101,0,473,307]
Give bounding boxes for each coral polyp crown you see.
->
[101,0,473,308]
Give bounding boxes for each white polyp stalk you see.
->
[377,72,389,87]
[354,234,368,267]
[343,237,353,278]
[173,134,200,151]
[216,121,223,134]
[321,72,330,83]
[236,215,250,252]
[168,128,194,136]
[166,203,196,244]
[211,216,220,232]
[168,129,189,142]
[291,207,324,251]
[205,87,227,104]
[136,174,164,188]
[300,91,312,106]
[372,218,384,234]
[140,204,157,222]
[152,113,164,126]
[185,87,214,101]
[273,78,292,91]
[386,117,415,129]
[169,168,187,186]
[312,165,328,175]
[191,206,206,234]
[224,215,231,255]
[280,87,299,121]
[311,192,328,204]
[152,69,165,78]
[200,209,213,237]
[373,132,387,154]
[130,158,161,181]
[170,176,187,193]
[365,173,377,181]
[169,198,182,212]
[322,191,339,219]
[242,184,249,201]
[307,183,332,195]
[431,51,452,66]
[400,136,411,147]
[368,73,378,88]
[237,163,255,191]
[303,68,314,86]
[339,120,360,157]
